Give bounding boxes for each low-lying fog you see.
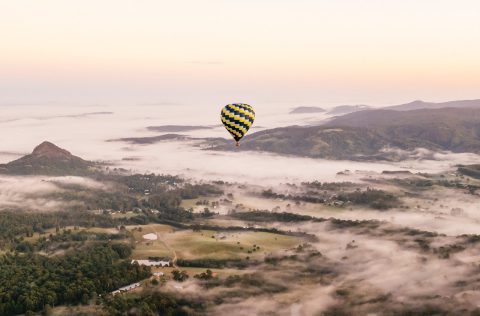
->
[4,103,480,314]
[0,175,107,211]
[2,104,480,185]
[3,104,480,236]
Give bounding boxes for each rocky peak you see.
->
[31,141,72,159]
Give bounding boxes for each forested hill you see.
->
[210,107,480,160]
[0,141,95,175]
[210,126,389,160]
[326,107,480,153]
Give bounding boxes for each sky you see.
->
[1,0,480,107]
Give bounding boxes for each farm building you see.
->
[111,282,140,295]
[131,259,170,267]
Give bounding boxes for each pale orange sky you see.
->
[1,0,479,106]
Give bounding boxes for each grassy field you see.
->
[233,192,344,217]
[127,224,176,259]
[111,211,138,219]
[126,223,175,236]
[180,198,202,209]
[154,266,252,277]
[180,197,219,212]
[130,223,300,261]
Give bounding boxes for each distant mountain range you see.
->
[146,125,213,132]
[384,99,480,111]
[327,105,371,115]
[318,99,480,116]
[98,98,480,161]
[210,106,480,160]
[289,106,325,114]
[0,141,95,175]
[109,134,187,144]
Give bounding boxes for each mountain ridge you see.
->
[290,106,326,114]
[385,99,480,111]
[209,107,480,160]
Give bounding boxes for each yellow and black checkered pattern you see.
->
[220,103,255,142]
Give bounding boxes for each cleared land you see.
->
[130,224,300,260]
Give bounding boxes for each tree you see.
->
[42,304,53,316]
[194,269,214,280]
[81,293,89,305]
[171,270,189,282]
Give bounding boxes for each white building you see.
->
[111,282,141,295]
[131,259,170,267]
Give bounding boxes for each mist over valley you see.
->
[2,100,480,315]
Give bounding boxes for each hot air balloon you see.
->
[220,103,255,146]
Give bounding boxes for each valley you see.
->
[2,101,480,315]
[1,134,480,315]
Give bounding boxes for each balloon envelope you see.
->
[220,103,255,144]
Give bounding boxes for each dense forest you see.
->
[336,188,399,209]
[0,244,150,315]
[230,210,319,223]
[103,291,204,316]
